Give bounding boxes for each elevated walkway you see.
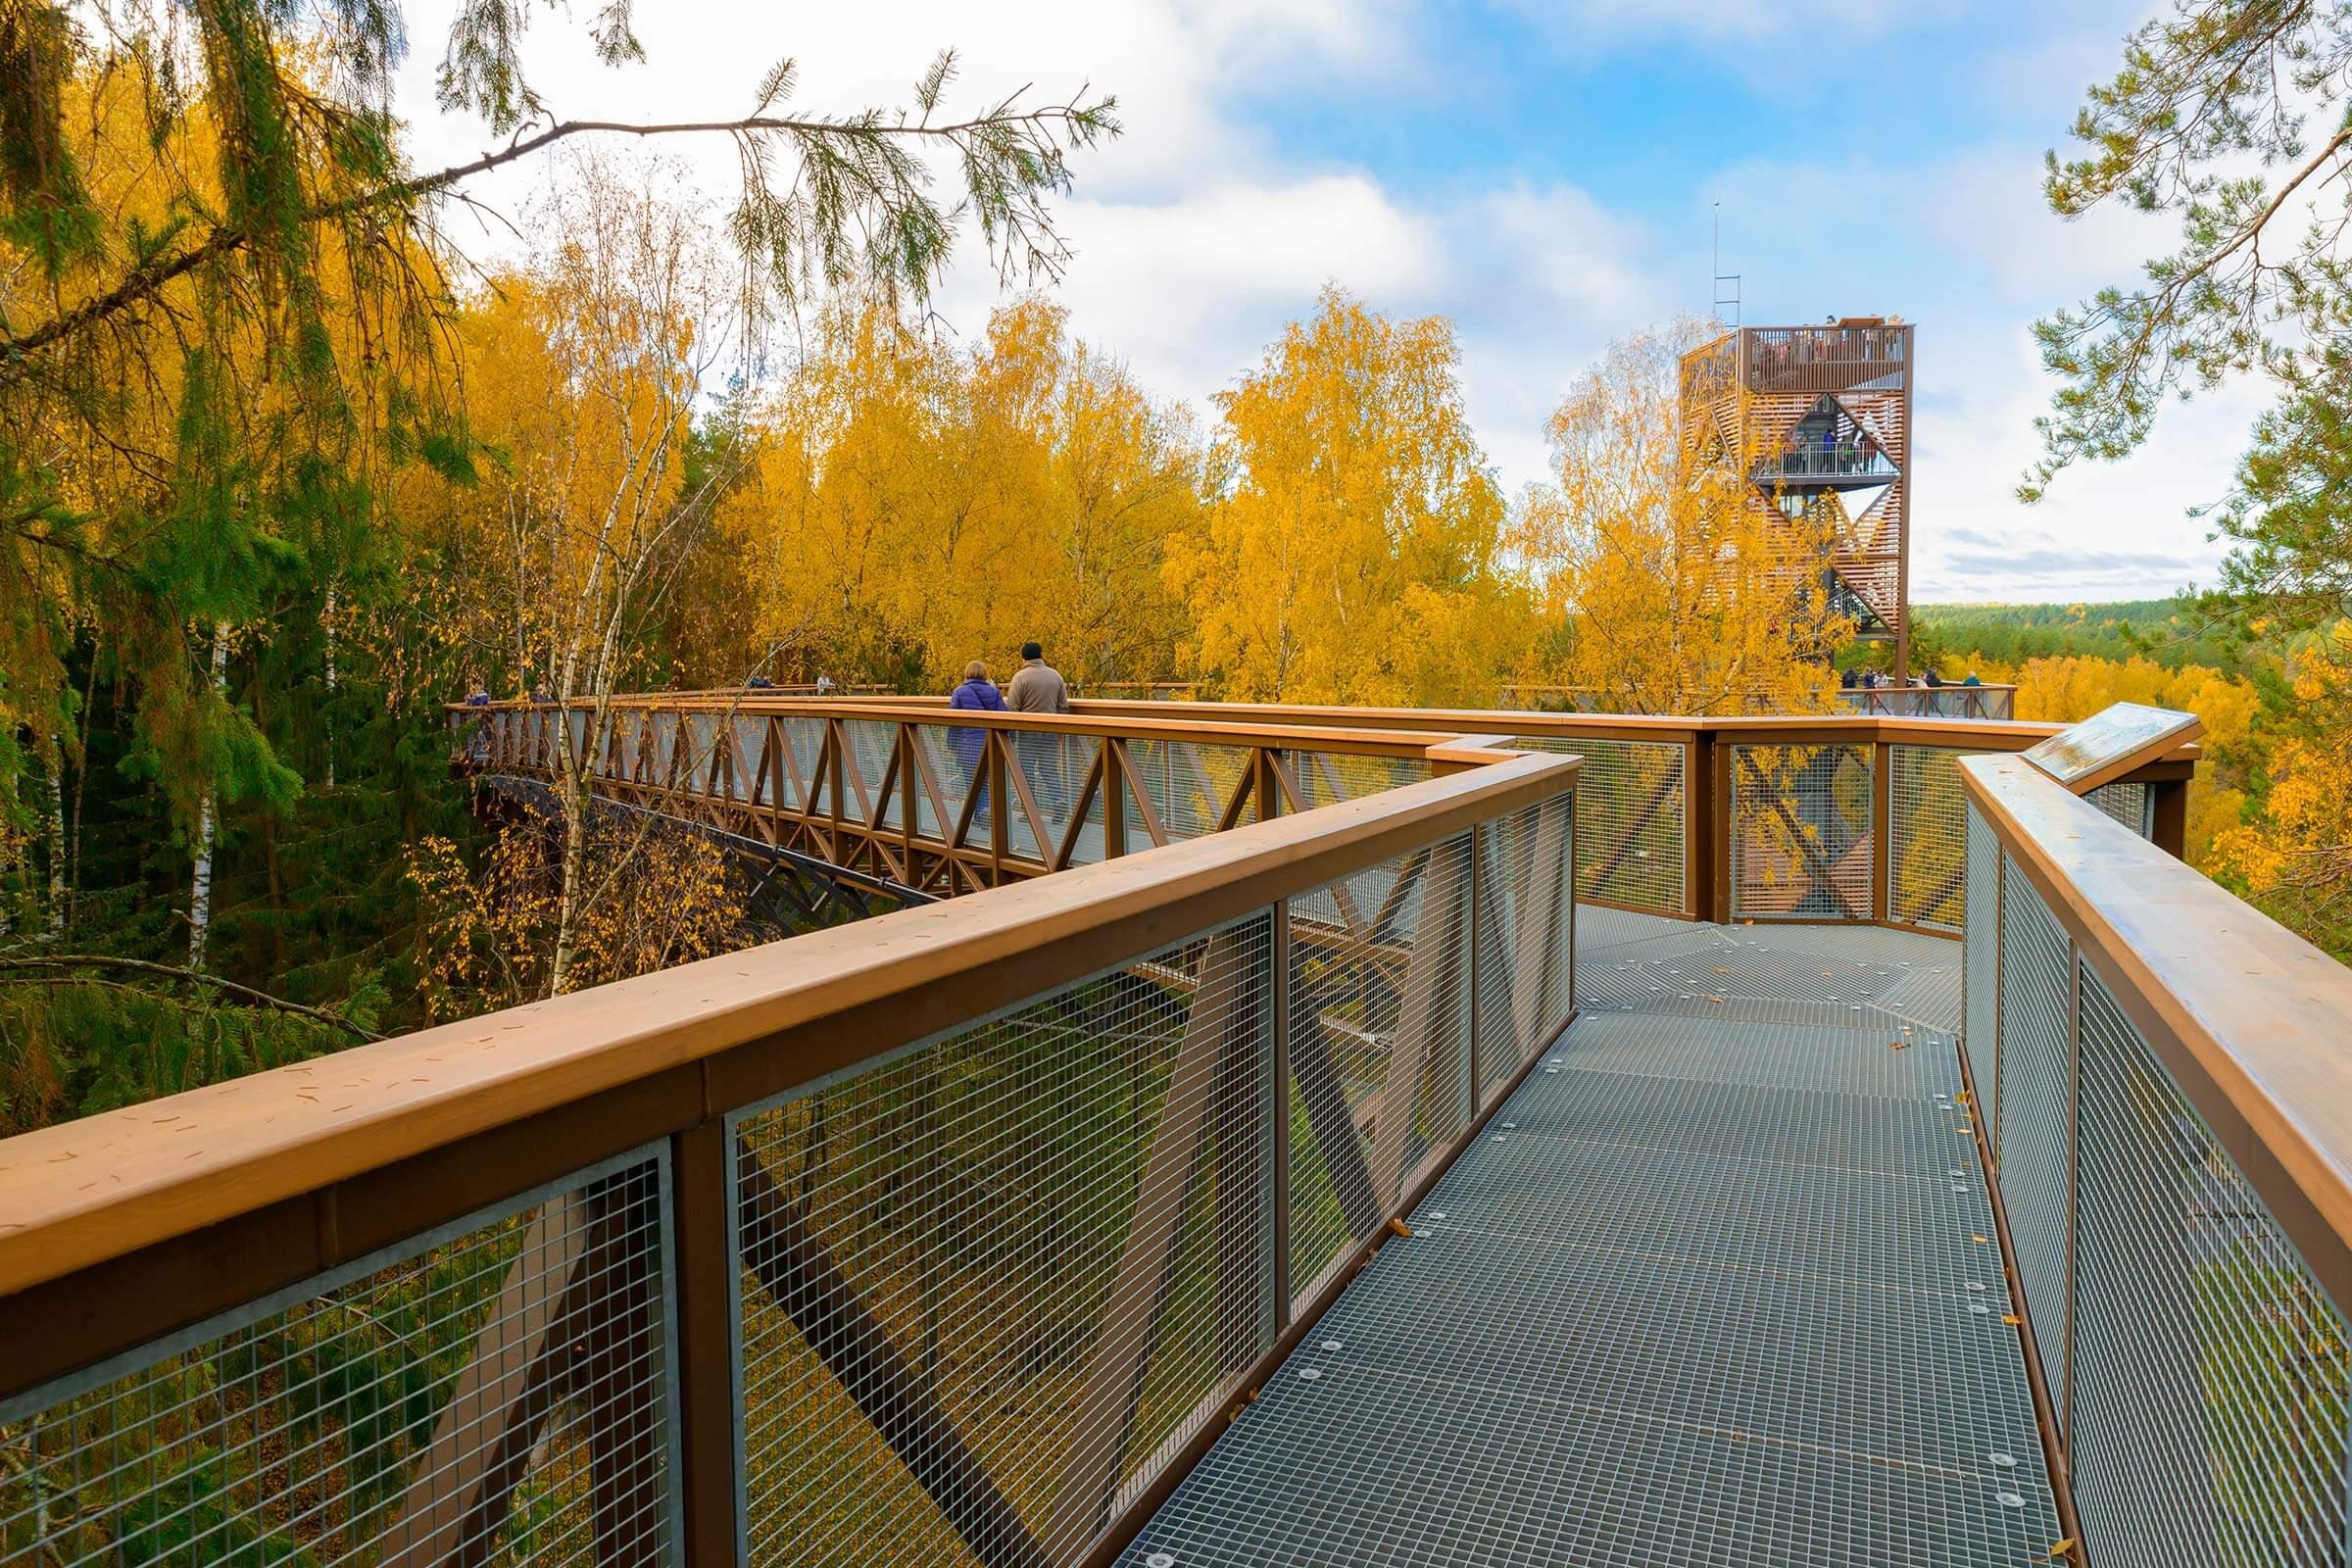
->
[1131,908,2063,1566]
[12,702,2338,1568]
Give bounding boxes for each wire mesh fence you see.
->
[1289,752,1430,813]
[0,1151,678,1568]
[1888,746,1970,931]
[1731,744,1873,921]
[2073,963,2350,1568]
[1992,850,2076,1410]
[730,915,1279,1568]
[1511,735,1684,914]
[1966,794,2351,1568]
[1472,799,1576,1106]
[1121,741,1256,844]
[2086,780,2150,839]
[1962,808,1999,1129]
[1286,837,1476,1309]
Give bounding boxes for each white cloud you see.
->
[386,0,2266,604]
[391,0,1658,493]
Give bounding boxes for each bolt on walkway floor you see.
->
[1125,906,2064,1567]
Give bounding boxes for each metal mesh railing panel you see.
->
[1288,752,1428,811]
[2087,780,2150,838]
[1471,797,1576,1105]
[1889,746,1969,930]
[1004,733,1091,862]
[726,716,763,802]
[1731,744,1873,921]
[649,713,680,787]
[0,1152,678,1568]
[732,915,1277,1568]
[609,710,643,783]
[1962,808,1998,1129]
[2071,963,2351,1568]
[1514,735,1684,914]
[1994,850,2075,1409]
[1121,740,1253,844]
[910,724,972,843]
[839,720,901,831]
[781,717,827,817]
[1286,837,1475,1309]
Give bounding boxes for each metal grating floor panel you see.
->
[1126,918,2060,1567]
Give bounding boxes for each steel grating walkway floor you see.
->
[1125,907,2064,1567]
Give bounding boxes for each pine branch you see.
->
[0,955,382,1040]
[2,99,1112,367]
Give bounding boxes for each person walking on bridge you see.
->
[1006,642,1069,714]
[1006,641,1070,812]
[950,661,1009,827]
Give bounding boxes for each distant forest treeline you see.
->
[1910,601,2239,672]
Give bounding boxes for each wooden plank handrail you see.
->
[1962,752,2352,1313]
[0,752,1577,1307]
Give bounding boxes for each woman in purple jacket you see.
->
[949,661,1008,816]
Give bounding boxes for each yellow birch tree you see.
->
[1165,287,1529,706]
[1517,319,1850,715]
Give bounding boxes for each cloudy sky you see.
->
[390,0,2255,604]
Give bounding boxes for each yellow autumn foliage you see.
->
[407,821,746,1018]
[1517,320,1850,714]
[2212,623,2352,958]
[723,297,1199,689]
[1164,287,1534,706]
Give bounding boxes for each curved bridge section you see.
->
[453,699,1445,901]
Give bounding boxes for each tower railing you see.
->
[1836,683,2018,720]
[1740,323,1911,393]
[1753,446,1901,481]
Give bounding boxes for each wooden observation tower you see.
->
[1681,318,1914,680]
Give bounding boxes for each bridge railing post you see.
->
[668,1118,742,1568]
[1268,895,1292,1335]
[1103,737,1128,858]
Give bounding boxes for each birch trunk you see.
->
[187,623,231,971]
[322,582,338,792]
[45,759,67,935]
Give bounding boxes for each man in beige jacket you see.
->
[1005,642,1069,713]
[1005,642,1070,810]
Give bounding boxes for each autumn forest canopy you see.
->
[3,0,2352,1136]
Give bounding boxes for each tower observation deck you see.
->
[1683,318,1915,680]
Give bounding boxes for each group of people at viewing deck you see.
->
[1840,666,1982,690]
[1779,426,1874,474]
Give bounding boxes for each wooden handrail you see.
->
[447,698,1454,760]
[467,693,2190,767]
[1961,753,2352,1312]
[986,698,2195,762]
[0,751,1577,1304]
